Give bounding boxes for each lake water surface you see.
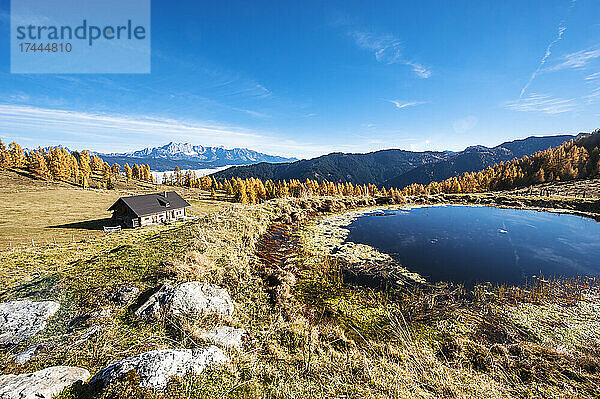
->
[345,205,600,286]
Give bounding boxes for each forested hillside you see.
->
[401,130,599,195]
[212,149,450,185]
[171,130,600,203]
[0,141,153,188]
[385,134,581,188]
[213,134,579,185]
[2,131,596,206]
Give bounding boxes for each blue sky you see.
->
[0,0,599,158]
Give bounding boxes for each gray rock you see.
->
[198,326,247,350]
[86,308,113,320]
[170,282,234,318]
[14,344,43,365]
[135,283,174,318]
[135,282,234,319]
[0,366,90,399]
[90,346,228,389]
[109,285,140,307]
[69,325,101,348]
[0,300,60,345]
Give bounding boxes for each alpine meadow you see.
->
[1,1,600,398]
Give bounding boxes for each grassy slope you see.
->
[0,169,226,248]
[0,200,278,398]
[0,176,598,397]
[504,178,600,198]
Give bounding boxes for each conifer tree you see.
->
[76,150,92,184]
[27,148,51,179]
[132,164,140,180]
[8,142,25,168]
[0,139,9,169]
[47,147,70,180]
[69,153,80,183]
[90,155,104,171]
[124,163,132,181]
[103,166,114,189]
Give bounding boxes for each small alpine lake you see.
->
[344,205,600,287]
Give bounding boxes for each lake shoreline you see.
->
[295,193,600,290]
[284,194,600,397]
[415,192,600,222]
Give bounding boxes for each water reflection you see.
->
[345,205,600,286]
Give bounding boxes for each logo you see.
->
[11,0,151,73]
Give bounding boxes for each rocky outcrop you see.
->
[197,326,247,350]
[0,366,89,399]
[108,285,140,307]
[0,300,60,345]
[14,344,43,365]
[135,282,234,319]
[90,347,228,389]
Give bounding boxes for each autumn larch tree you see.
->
[27,148,51,179]
[124,163,132,181]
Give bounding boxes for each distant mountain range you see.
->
[384,134,583,188]
[96,142,297,171]
[213,134,584,187]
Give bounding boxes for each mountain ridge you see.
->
[115,142,296,163]
[213,149,451,184]
[213,134,582,186]
[97,142,297,171]
[384,134,584,188]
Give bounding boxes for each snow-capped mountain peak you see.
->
[160,142,204,156]
[109,142,296,164]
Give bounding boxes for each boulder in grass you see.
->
[0,366,90,399]
[197,326,247,350]
[90,346,228,389]
[14,344,43,365]
[0,300,60,345]
[169,282,234,318]
[135,282,234,319]
[108,285,141,307]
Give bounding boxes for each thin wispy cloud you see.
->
[547,48,600,71]
[0,104,444,158]
[585,72,600,81]
[240,109,270,118]
[350,31,402,62]
[0,104,259,139]
[520,25,566,98]
[348,30,432,78]
[519,0,577,98]
[583,87,600,103]
[505,93,577,114]
[0,104,321,157]
[218,82,272,100]
[405,61,432,79]
[583,72,600,103]
[7,94,31,103]
[387,100,427,109]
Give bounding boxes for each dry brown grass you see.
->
[0,169,227,248]
[0,189,599,398]
[504,178,600,199]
